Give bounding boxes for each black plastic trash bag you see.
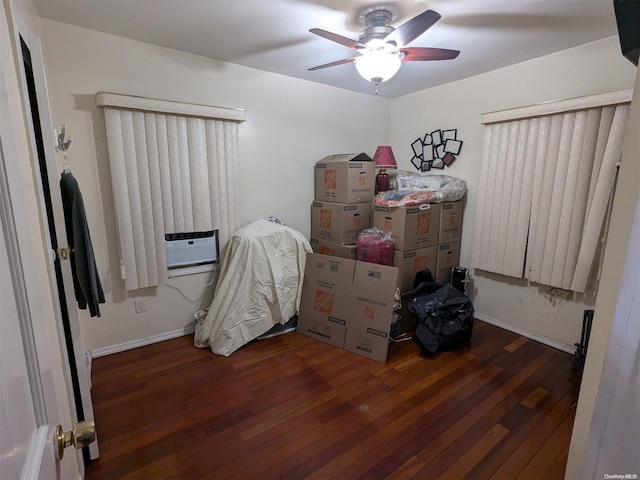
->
[407,272,474,354]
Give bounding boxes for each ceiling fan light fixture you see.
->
[363,38,388,50]
[355,51,401,84]
[309,8,458,92]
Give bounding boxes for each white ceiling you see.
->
[32,0,621,99]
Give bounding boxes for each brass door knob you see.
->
[55,420,96,460]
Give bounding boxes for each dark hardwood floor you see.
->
[85,320,578,479]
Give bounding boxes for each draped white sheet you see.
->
[194,219,312,356]
[472,90,631,292]
[98,93,245,291]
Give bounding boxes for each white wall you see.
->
[566,62,640,479]
[39,19,390,352]
[389,36,637,349]
[39,17,637,354]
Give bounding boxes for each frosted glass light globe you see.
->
[355,51,402,84]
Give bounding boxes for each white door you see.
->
[0,178,81,480]
[0,192,48,479]
[0,17,89,479]
[17,30,99,461]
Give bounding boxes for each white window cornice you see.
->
[482,89,633,125]
[96,92,246,123]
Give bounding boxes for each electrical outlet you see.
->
[134,298,146,314]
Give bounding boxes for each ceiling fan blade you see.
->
[308,57,356,71]
[309,28,367,50]
[400,47,460,61]
[385,9,441,47]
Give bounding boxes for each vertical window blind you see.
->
[471,89,632,293]
[96,93,246,291]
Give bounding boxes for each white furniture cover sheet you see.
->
[194,219,312,356]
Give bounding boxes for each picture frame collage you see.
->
[411,128,463,171]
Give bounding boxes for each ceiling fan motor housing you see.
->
[358,9,395,46]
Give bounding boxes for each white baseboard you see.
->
[89,316,575,358]
[90,325,196,358]
[475,312,575,354]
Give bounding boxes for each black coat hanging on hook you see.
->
[60,170,105,317]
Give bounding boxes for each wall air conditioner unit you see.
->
[165,231,218,268]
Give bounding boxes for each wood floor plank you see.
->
[306,362,496,480]
[239,373,379,440]
[332,361,520,479]
[520,385,549,409]
[396,349,556,480]
[126,392,329,479]
[542,444,571,480]
[385,455,427,480]
[438,423,510,480]
[85,320,577,480]
[410,353,561,479]
[400,352,476,398]
[464,353,574,480]
[504,335,529,352]
[516,409,576,479]
[490,390,575,479]
[230,380,391,479]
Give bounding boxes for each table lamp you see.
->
[373,146,397,193]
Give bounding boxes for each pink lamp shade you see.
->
[373,146,397,194]
[373,146,397,169]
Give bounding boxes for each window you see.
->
[97,93,246,291]
[471,89,632,293]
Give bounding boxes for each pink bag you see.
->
[357,227,395,266]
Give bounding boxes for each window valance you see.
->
[96,92,246,122]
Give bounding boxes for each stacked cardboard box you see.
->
[297,252,399,362]
[434,201,463,284]
[372,200,463,293]
[310,154,376,257]
[309,238,357,259]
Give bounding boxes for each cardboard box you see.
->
[341,261,399,362]
[296,312,347,349]
[315,153,375,203]
[298,254,354,320]
[435,241,461,283]
[297,254,352,348]
[342,281,396,362]
[344,327,390,363]
[372,204,440,251]
[393,246,438,293]
[439,201,463,243]
[310,238,357,259]
[311,201,370,244]
[352,257,399,291]
[298,253,398,362]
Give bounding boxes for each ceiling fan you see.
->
[308,7,459,91]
